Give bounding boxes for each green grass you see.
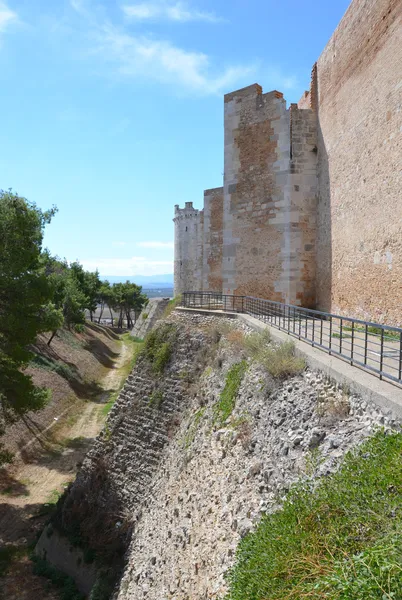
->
[214,361,248,426]
[101,390,119,417]
[226,431,402,600]
[46,488,64,505]
[0,545,27,577]
[244,329,271,357]
[1,485,30,497]
[259,341,306,379]
[30,354,75,380]
[331,332,352,339]
[163,295,182,318]
[142,323,177,374]
[183,407,206,449]
[343,325,400,341]
[149,390,164,409]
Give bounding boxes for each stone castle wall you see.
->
[315,0,402,323]
[173,0,401,325]
[173,202,203,293]
[202,187,223,293]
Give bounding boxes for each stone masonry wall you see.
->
[222,85,287,300]
[222,85,317,306]
[315,0,402,324]
[172,0,401,324]
[174,202,203,295]
[115,311,398,600]
[202,187,224,293]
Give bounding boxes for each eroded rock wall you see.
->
[115,312,396,600]
[41,312,398,599]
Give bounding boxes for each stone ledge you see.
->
[239,314,402,419]
[175,307,402,418]
[175,307,238,319]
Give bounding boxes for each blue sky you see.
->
[0,0,350,277]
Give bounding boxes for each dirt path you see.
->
[0,337,133,547]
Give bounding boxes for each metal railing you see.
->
[181,291,402,387]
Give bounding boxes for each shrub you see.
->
[226,431,402,600]
[259,341,305,379]
[142,323,177,374]
[214,361,248,425]
[142,312,148,320]
[243,329,271,357]
[31,354,75,380]
[164,295,182,317]
[149,390,164,409]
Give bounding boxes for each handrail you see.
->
[180,291,402,387]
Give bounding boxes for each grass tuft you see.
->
[214,361,248,425]
[164,295,182,318]
[142,323,177,374]
[258,341,306,379]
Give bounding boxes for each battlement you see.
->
[224,83,263,103]
[173,202,202,221]
[204,187,224,197]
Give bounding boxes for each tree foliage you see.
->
[0,190,58,460]
[0,190,149,465]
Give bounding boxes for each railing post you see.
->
[380,328,384,380]
[364,324,368,366]
[312,316,315,346]
[351,322,354,365]
[399,332,402,383]
[340,318,343,355]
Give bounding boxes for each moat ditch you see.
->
[30,311,402,600]
[0,328,139,600]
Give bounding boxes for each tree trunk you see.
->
[47,330,57,346]
[98,303,104,324]
[90,310,93,322]
[109,305,113,326]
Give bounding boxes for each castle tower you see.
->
[202,187,224,293]
[173,202,204,295]
[222,84,317,307]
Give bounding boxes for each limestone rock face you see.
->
[110,312,396,600]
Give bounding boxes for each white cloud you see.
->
[0,2,17,33]
[81,256,173,276]
[95,23,253,95]
[136,241,174,248]
[122,1,222,23]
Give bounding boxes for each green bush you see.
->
[31,354,75,380]
[164,295,182,317]
[142,323,177,374]
[259,341,305,379]
[149,390,164,409]
[226,431,402,600]
[214,361,247,425]
[243,329,271,357]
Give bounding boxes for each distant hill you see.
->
[103,274,173,288]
